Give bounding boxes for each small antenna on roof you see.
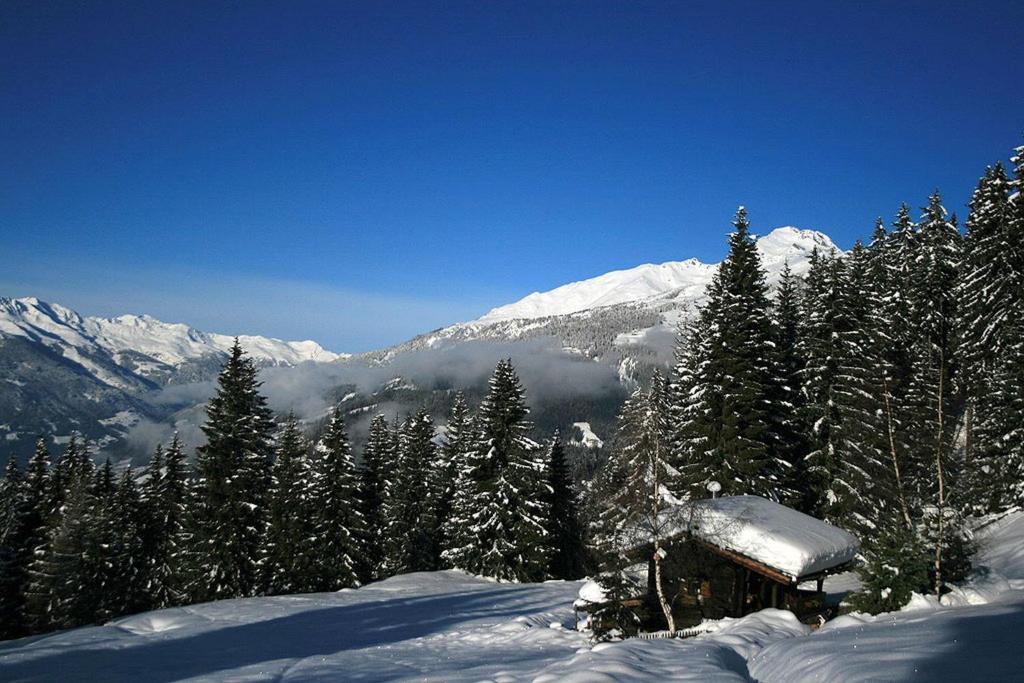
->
[706,481,721,499]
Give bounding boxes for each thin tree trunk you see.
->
[651,427,675,633]
[934,350,946,598]
[882,376,913,531]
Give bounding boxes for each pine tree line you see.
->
[0,344,588,640]
[592,142,1024,616]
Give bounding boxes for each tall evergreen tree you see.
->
[25,472,105,630]
[108,467,147,617]
[383,408,439,575]
[0,459,28,638]
[906,192,970,593]
[456,360,551,582]
[0,439,51,637]
[545,432,586,579]
[358,414,394,581]
[770,262,810,508]
[193,339,276,600]
[436,394,475,564]
[145,436,190,609]
[307,405,363,590]
[672,209,782,498]
[264,416,311,594]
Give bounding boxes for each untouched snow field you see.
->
[2,513,1023,682]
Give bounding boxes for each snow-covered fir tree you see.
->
[436,393,477,566]
[383,408,439,575]
[958,163,1024,513]
[107,466,148,618]
[455,359,551,582]
[358,414,394,582]
[144,435,190,609]
[264,416,312,594]
[192,339,276,600]
[307,405,364,590]
[770,262,810,509]
[25,465,103,631]
[544,431,587,580]
[0,439,51,638]
[670,209,784,499]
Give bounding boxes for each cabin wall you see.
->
[632,537,831,630]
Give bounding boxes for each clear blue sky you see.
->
[2,1,1021,351]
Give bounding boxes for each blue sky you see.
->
[2,1,1021,351]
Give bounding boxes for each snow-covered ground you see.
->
[3,513,1023,682]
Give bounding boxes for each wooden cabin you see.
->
[578,495,859,633]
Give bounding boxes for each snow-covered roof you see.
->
[660,495,859,581]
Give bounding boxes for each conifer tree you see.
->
[383,408,439,575]
[906,192,969,594]
[264,416,311,594]
[0,439,51,637]
[0,459,28,638]
[676,209,781,498]
[145,436,190,609]
[307,405,363,590]
[193,340,275,600]
[25,472,104,630]
[432,393,471,554]
[667,314,717,498]
[358,414,394,581]
[957,164,1023,512]
[545,432,586,579]
[770,262,810,508]
[458,360,551,582]
[108,467,147,617]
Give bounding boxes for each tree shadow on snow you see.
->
[0,585,558,682]
[907,597,1024,682]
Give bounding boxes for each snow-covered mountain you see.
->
[0,297,345,461]
[479,227,836,323]
[0,226,838,465]
[367,227,840,382]
[0,297,343,387]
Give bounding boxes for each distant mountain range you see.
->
[0,227,838,464]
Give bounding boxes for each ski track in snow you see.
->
[2,513,1024,681]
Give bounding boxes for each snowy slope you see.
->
[0,571,587,683]
[478,227,837,323]
[0,297,343,377]
[3,513,1023,681]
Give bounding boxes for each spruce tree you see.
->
[147,435,190,608]
[193,339,276,600]
[667,314,717,498]
[1,439,51,637]
[906,192,969,593]
[382,408,439,575]
[545,432,586,580]
[696,208,782,497]
[433,393,471,557]
[358,414,394,581]
[307,405,363,590]
[0,459,28,638]
[957,164,1023,513]
[108,467,147,618]
[459,360,551,582]
[264,416,311,594]
[26,472,105,630]
[770,262,810,508]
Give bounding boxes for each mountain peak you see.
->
[475,227,837,324]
